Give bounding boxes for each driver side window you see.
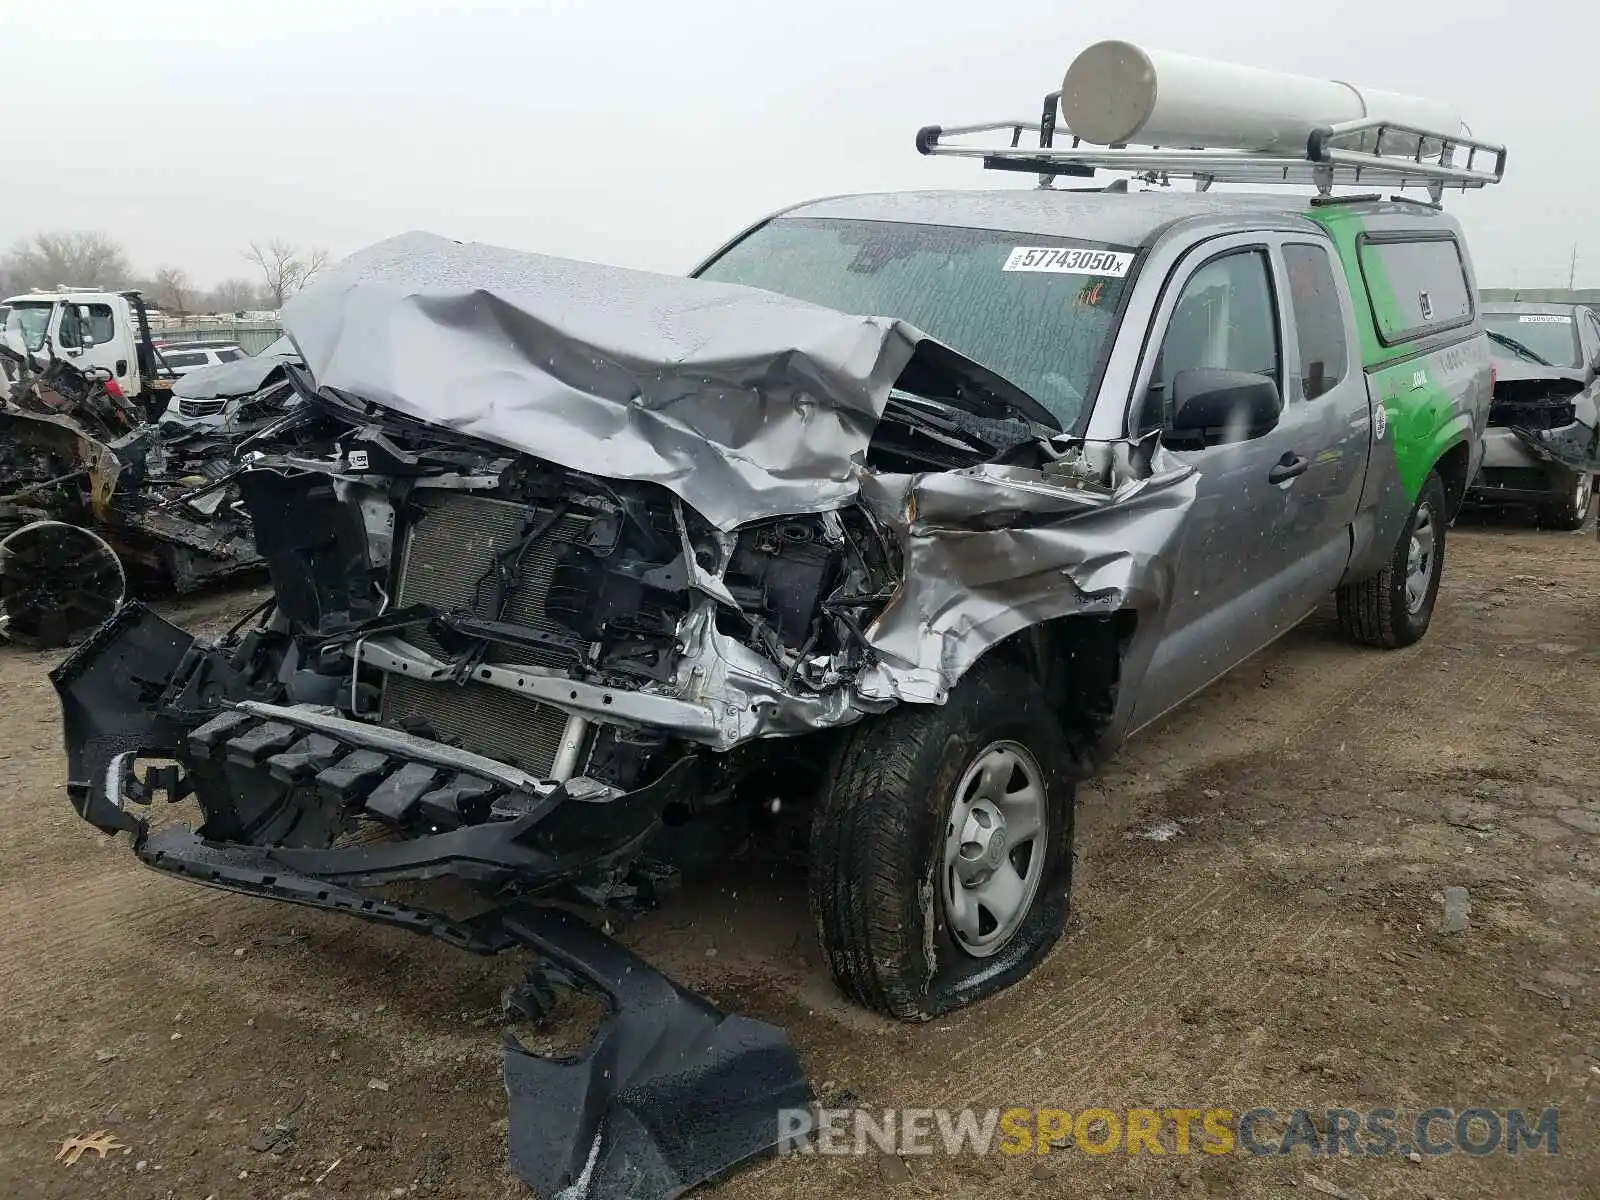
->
[56,305,82,349]
[1133,248,1281,437]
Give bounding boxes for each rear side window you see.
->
[1358,236,1473,345]
[162,351,209,368]
[216,348,242,361]
[1283,244,1348,400]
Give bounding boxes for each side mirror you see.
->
[75,305,97,350]
[1167,368,1282,449]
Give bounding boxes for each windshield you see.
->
[1484,312,1580,368]
[4,301,54,353]
[696,217,1135,429]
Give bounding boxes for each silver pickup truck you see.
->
[46,53,1504,1200]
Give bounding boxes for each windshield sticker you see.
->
[1518,314,1573,324]
[1003,247,1133,276]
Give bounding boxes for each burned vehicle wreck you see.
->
[53,231,1194,1195]
[1,346,265,647]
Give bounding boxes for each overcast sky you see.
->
[1,0,1589,290]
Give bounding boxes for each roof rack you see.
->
[916,45,1505,203]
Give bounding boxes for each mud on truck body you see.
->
[49,45,1504,1200]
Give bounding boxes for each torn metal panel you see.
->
[500,908,810,1200]
[0,408,125,520]
[4,353,144,440]
[855,455,1199,701]
[284,232,943,531]
[1509,420,1600,476]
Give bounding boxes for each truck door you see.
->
[67,300,130,383]
[1127,235,1350,728]
[1275,239,1369,578]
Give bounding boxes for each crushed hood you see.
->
[172,342,302,401]
[282,232,963,530]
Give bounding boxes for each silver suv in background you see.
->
[1469,303,1600,528]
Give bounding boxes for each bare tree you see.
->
[243,240,330,308]
[207,276,261,314]
[1,231,132,293]
[149,266,192,315]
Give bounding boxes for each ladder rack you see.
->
[916,89,1506,202]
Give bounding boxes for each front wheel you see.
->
[1537,471,1593,531]
[1337,471,1447,649]
[808,659,1075,1020]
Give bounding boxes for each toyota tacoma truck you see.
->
[46,44,1504,1200]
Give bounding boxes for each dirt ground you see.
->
[2,514,1598,1200]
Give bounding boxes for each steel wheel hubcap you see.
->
[1404,500,1436,615]
[941,740,1048,958]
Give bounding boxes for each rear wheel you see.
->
[808,659,1075,1020]
[1537,471,1593,531]
[1337,471,1447,649]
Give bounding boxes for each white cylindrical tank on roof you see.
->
[1060,40,1463,156]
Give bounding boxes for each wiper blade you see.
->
[1487,329,1554,367]
[884,392,1006,455]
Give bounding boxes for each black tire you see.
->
[1536,471,1593,531]
[1337,470,1447,649]
[808,658,1075,1020]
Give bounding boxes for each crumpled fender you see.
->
[854,455,1199,702]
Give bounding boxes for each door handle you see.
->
[1268,452,1310,484]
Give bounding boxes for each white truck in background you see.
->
[1,288,174,420]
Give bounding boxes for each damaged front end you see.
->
[49,428,845,1195]
[51,232,1199,1196]
[53,582,816,1198]
[1472,359,1600,508]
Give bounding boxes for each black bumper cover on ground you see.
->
[49,603,812,1199]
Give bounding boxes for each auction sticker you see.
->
[1519,314,1572,324]
[1003,246,1133,276]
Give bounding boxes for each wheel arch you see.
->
[1430,434,1473,520]
[979,610,1138,771]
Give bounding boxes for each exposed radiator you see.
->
[380,490,589,776]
